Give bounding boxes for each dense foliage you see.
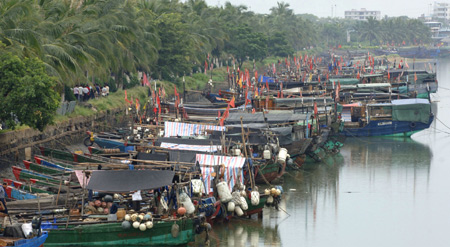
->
[0,51,60,131]
[0,0,432,86]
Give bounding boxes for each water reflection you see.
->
[209,219,281,247]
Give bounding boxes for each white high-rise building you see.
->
[433,2,450,19]
[345,8,381,21]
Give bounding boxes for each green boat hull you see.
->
[40,147,104,163]
[28,162,70,176]
[45,219,196,246]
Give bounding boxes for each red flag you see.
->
[414,72,417,82]
[254,71,258,83]
[357,71,360,79]
[266,80,269,92]
[124,90,132,104]
[156,94,161,116]
[135,98,140,111]
[229,96,235,108]
[252,108,256,114]
[318,75,321,83]
[143,73,149,86]
[183,108,189,119]
[387,69,390,80]
[218,110,221,118]
[314,102,318,116]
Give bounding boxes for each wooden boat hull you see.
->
[45,219,196,246]
[255,161,285,184]
[39,146,104,163]
[23,161,71,176]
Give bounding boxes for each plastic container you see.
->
[217,181,232,203]
[233,149,241,156]
[117,209,126,221]
[277,148,288,163]
[263,150,271,159]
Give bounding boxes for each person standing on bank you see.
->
[0,183,8,215]
[132,190,142,212]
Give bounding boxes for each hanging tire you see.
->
[410,122,416,129]
[83,137,94,146]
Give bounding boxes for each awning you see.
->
[86,170,175,192]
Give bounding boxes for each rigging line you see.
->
[434,116,450,132]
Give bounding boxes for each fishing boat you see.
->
[39,146,105,163]
[44,218,197,247]
[340,98,434,137]
[42,169,206,246]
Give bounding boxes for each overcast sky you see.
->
[203,0,436,18]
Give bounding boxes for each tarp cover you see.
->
[226,112,308,124]
[391,99,431,124]
[86,170,174,192]
[197,154,245,193]
[160,142,221,152]
[164,121,225,137]
[329,78,360,85]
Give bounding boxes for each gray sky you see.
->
[204,0,435,18]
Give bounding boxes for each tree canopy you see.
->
[0,50,60,131]
[0,0,432,88]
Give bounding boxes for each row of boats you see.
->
[0,52,437,246]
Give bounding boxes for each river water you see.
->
[209,59,450,247]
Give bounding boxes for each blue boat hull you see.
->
[93,137,134,153]
[12,232,48,247]
[342,115,434,137]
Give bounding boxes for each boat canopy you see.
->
[86,170,175,192]
[329,78,360,85]
[226,112,308,124]
[368,99,431,124]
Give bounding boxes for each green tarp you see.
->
[391,99,431,124]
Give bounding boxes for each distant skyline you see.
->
[203,0,437,18]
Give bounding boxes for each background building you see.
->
[345,8,381,21]
[433,2,450,19]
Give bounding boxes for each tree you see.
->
[225,24,267,67]
[267,32,293,57]
[0,51,60,131]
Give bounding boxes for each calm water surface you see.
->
[210,59,450,247]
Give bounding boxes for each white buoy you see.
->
[146,221,154,229]
[124,214,131,221]
[250,191,260,206]
[239,196,248,210]
[178,192,195,214]
[217,181,233,203]
[235,205,244,216]
[277,148,288,163]
[132,221,140,229]
[227,201,235,212]
[139,223,146,231]
[267,196,274,204]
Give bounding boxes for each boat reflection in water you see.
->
[205,138,432,246]
[207,218,281,247]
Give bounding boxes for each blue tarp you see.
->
[259,75,275,83]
